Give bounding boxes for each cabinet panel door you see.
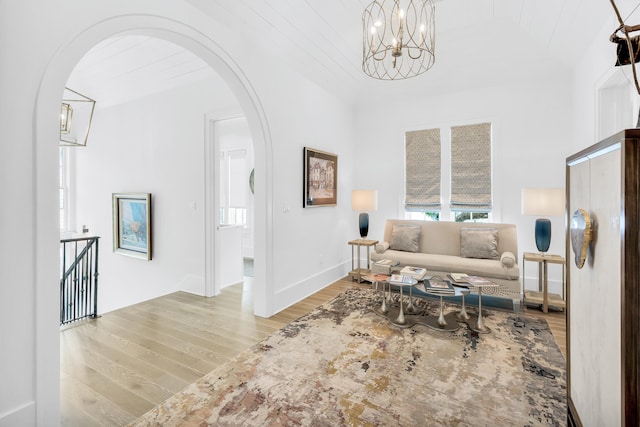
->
[568,148,621,426]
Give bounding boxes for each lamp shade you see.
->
[521,188,564,253]
[352,190,377,239]
[352,190,378,212]
[521,188,565,216]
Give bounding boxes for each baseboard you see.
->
[272,261,349,315]
[0,401,35,427]
[178,274,206,296]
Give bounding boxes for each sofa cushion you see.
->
[460,228,499,260]
[370,250,520,281]
[389,225,421,252]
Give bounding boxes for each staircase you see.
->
[60,236,100,325]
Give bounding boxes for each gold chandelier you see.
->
[362,0,436,80]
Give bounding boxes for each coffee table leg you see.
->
[437,295,446,327]
[380,281,388,314]
[406,284,416,313]
[457,294,470,321]
[475,287,490,334]
[395,285,406,325]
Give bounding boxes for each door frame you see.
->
[204,112,245,297]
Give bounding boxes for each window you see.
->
[405,123,492,222]
[59,147,70,231]
[219,149,248,226]
[450,123,492,216]
[405,128,441,212]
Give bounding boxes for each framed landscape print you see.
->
[112,192,152,260]
[303,147,337,207]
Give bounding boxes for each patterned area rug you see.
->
[131,287,566,426]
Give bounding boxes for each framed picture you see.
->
[112,193,152,260]
[303,147,338,207]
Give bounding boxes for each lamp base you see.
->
[359,213,369,239]
[534,218,551,253]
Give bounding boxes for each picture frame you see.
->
[303,147,338,207]
[112,192,152,260]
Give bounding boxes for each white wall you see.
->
[256,68,356,308]
[73,78,239,313]
[355,75,574,295]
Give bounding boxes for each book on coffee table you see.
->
[372,259,400,274]
[389,274,417,285]
[447,273,494,287]
[399,266,427,280]
[425,278,455,294]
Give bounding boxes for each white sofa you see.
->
[371,219,521,307]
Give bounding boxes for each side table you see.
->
[522,252,566,313]
[348,239,378,283]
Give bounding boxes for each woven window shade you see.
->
[450,123,492,212]
[405,128,441,211]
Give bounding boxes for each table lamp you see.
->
[352,190,378,239]
[521,188,565,253]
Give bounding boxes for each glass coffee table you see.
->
[370,276,477,331]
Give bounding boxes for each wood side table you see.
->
[348,239,378,283]
[522,252,566,313]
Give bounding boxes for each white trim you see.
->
[34,14,275,424]
[272,261,349,315]
[204,113,246,298]
[0,401,35,426]
[594,66,637,141]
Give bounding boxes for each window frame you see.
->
[59,147,74,233]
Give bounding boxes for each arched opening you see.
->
[34,15,273,422]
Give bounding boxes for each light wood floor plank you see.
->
[101,312,228,369]
[60,374,135,427]
[90,315,217,375]
[77,321,203,384]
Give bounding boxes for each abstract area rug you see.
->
[131,287,566,426]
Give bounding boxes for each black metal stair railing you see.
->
[60,236,100,325]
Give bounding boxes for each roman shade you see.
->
[450,123,492,212]
[405,128,441,211]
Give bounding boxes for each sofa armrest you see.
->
[500,251,516,268]
[375,241,390,253]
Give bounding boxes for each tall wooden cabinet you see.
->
[565,129,640,426]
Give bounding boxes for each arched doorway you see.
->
[34,15,274,422]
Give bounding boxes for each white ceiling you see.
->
[67,0,640,106]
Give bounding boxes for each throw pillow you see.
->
[460,228,499,260]
[389,225,421,253]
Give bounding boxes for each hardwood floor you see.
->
[60,276,565,426]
